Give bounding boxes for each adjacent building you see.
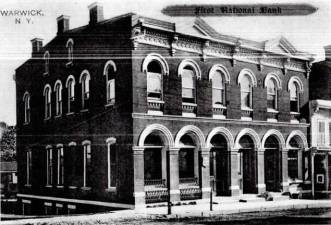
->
[309,46,331,199]
[15,3,314,214]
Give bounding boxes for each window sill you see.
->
[267,108,279,113]
[56,185,64,189]
[290,112,300,115]
[45,185,52,188]
[213,104,226,109]
[44,118,51,121]
[66,112,74,116]
[23,122,30,126]
[43,72,49,76]
[68,186,77,189]
[105,187,116,192]
[81,186,91,191]
[80,109,89,113]
[241,107,253,111]
[24,184,32,187]
[54,115,62,119]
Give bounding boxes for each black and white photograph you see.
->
[0,0,331,224]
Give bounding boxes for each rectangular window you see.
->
[318,121,326,146]
[26,150,32,185]
[329,122,331,146]
[147,72,161,99]
[241,91,251,108]
[46,148,53,185]
[107,79,115,104]
[22,200,31,215]
[212,88,224,105]
[67,204,76,214]
[83,143,91,187]
[55,203,63,215]
[107,143,117,188]
[57,146,64,186]
[182,69,195,103]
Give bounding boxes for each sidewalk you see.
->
[1,199,331,225]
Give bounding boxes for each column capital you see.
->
[132,146,144,155]
[169,147,180,152]
[230,148,240,153]
[282,148,289,153]
[255,148,265,152]
[201,147,210,152]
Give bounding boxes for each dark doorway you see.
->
[264,136,281,192]
[239,135,256,194]
[210,134,230,196]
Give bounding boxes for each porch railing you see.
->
[179,177,199,186]
[144,179,166,188]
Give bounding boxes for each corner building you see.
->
[15,3,314,214]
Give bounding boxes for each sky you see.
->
[1,0,331,126]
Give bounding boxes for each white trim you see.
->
[106,137,116,145]
[79,70,91,84]
[286,130,308,149]
[17,194,134,209]
[44,202,52,206]
[261,129,286,150]
[133,192,145,197]
[138,123,174,147]
[230,185,240,190]
[174,125,206,148]
[256,183,266,188]
[82,140,91,145]
[104,60,117,75]
[234,128,261,149]
[56,203,63,208]
[208,64,230,84]
[22,199,31,204]
[288,76,304,93]
[43,84,52,96]
[68,141,77,146]
[177,59,201,80]
[169,190,180,194]
[66,38,74,48]
[202,187,211,192]
[264,72,282,89]
[65,75,76,88]
[237,68,257,87]
[206,127,235,149]
[282,182,290,186]
[142,53,169,76]
[68,204,76,209]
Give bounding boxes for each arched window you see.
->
[54,81,62,116]
[23,92,30,124]
[147,61,162,100]
[240,75,253,109]
[82,140,92,187]
[104,61,116,105]
[289,81,299,112]
[79,70,90,110]
[44,51,50,75]
[43,85,51,119]
[66,39,73,64]
[182,65,196,104]
[267,78,277,110]
[211,70,226,105]
[66,75,75,113]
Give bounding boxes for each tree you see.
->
[0,126,16,161]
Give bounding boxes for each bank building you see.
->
[15,2,315,214]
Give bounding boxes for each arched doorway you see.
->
[209,134,230,196]
[143,132,168,203]
[264,136,281,192]
[238,135,257,194]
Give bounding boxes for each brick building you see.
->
[15,3,314,214]
[309,45,331,199]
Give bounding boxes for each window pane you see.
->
[290,100,298,112]
[290,82,298,100]
[212,71,224,89]
[267,94,276,109]
[182,69,194,89]
[240,75,251,91]
[213,89,224,105]
[267,79,276,95]
[147,72,161,94]
[241,92,250,108]
[288,150,298,180]
[108,79,115,100]
[318,121,326,146]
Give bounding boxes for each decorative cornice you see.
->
[132,27,309,74]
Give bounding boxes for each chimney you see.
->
[57,15,70,34]
[88,2,104,25]
[30,38,43,57]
